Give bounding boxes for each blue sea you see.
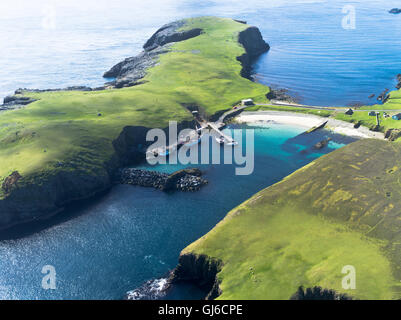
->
[0,0,396,299]
[2,0,401,106]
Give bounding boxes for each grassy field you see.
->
[0,17,269,198]
[332,90,401,133]
[246,104,333,117]
[184,139,401,299]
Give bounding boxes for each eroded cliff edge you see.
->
[169,253,223,300]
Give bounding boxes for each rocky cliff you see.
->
[103,20,203,88]
[169,253,223,300]
[237,26,270,79]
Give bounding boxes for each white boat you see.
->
[215,136,225,144]
[147,146,175,158]
[158,147,170,157]
[226,140,239,146]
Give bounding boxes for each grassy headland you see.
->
[0,17,269,221]
[182,139,401,299]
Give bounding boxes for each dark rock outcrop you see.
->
[1,95,37,110]
[163,168,203,191]
[103,20,203,88]
[112,126,151,166]
[385,128,401,141]
[314,138,331,150]
[0,167,112,230]
[103,46,169,88]
[389,8,401,14]
[118,168,207,192]
[290,286,353,300]
[266,88,297,103]
[169,253,223,300]
[143,21,202,51]
[236,26,270,79]
[377,88,390,103]
[1,171,22,194]
[396,74,401,89]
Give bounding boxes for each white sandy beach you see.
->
[235,111,385,140]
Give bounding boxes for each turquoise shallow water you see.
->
[0,124,356,299]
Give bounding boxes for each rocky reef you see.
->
[103,20,203,88]
[118,168,208,192]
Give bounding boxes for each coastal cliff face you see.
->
[0,17,270,231]
[237,26,270,79]
[169,253,223,300]
[0,169,112,229]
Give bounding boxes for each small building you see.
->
[344,108,354,115]
[392,113,401,120]
[368,111,377,116]
[241,99,255,106]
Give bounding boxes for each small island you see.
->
[389,8,401,14]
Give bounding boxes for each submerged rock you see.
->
[314,138,331,150]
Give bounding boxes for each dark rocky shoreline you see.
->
[118,168,208,192]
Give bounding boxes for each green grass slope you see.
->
[184,139,401,299]
[0,17,269,199]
